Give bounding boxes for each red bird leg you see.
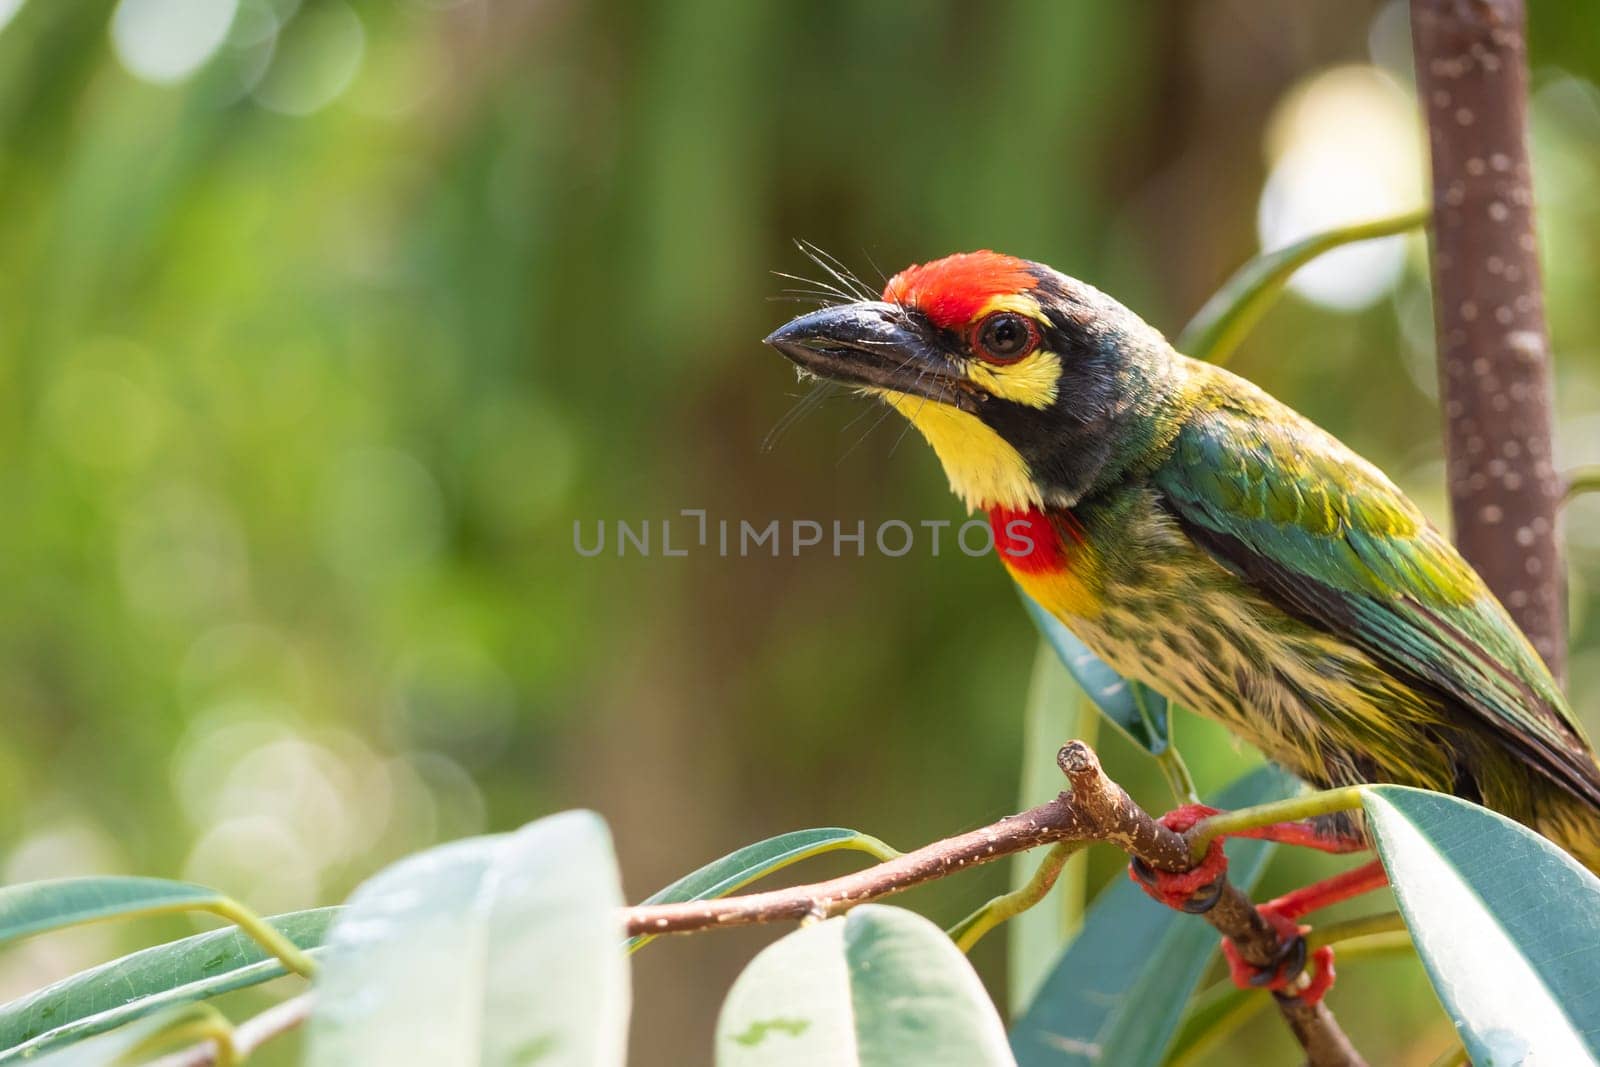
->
[1128,808,1385,1006]
[1220,859,1389,1005]
[1225,818,1369,855]
[1128,806,1368,913]
[1261,858,1389,922]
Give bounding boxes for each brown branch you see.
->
[1411,0,1565,680]
[624,741,1367,1067]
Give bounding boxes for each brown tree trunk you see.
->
[1411,0,1565,681]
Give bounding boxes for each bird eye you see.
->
[973,312,1039,363]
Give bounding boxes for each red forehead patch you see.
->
[883,251,1038,330]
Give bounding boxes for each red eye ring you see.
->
[971,311,1040,364]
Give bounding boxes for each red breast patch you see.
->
[988,506,1082,574]
[883,251,1038,330]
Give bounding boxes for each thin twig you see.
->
[623,741,1367,1067]
[621,742,1185,935]
[152,994,314,1067]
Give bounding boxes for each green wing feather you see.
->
[1154,382,1600,807]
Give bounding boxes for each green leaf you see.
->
[1363,785,1600,1066]
[304,810,629,1067]
[0,907,335,1063]
[631,827,898,950]
[1008,642,1093,1014]
[1021,592,1168,754]
[716,904,1015,1066]
[22,1002,234,1067]
[0,877,315,978]
[0,878,225,947]
[1008,764,1298,1066]
[1163,981,1264,1067]
[1176,209,1428,365]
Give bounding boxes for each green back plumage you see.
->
[1153,362,1600,809]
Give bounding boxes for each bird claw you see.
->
[1243,929,1308,987]
[1133,856,1340,1004]
[1129,805,1349,1006]
[1128,855,1227,912]
[1221,905,1338,1005]
[1127,804,1228,913]
[1181,875,1227,914]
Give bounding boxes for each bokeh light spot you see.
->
[111,0,239,85]
[1258,65,1424,310]
[0,0,25,36]
[173,704,297,829]
[3,822,125,883]
[0,822,125,1001]
[252,2,366,116]
[183,815,320,916]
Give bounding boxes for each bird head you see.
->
[764,251,1179,513]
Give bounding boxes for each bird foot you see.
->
[1129,805,1371,1008]
[1127,804,1227,913]
[1221,905,1337,1005]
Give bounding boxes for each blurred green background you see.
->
[1,1,1598,1064]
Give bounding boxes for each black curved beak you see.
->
[763,302,977,411]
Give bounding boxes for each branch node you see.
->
[1056,739,1098,778]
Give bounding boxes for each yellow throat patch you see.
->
[874,391,1040,512]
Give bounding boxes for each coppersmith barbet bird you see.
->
[763,251,1600,889]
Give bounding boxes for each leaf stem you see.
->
[1306,912,1409,952]
[1188,787,1368,861]
[207,899,320,978]
[1178,209,1429,365]
[1564,467,1600,505]
[948,841,1085,952]
[18,896,321,980]
[1155,745,1200,806]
